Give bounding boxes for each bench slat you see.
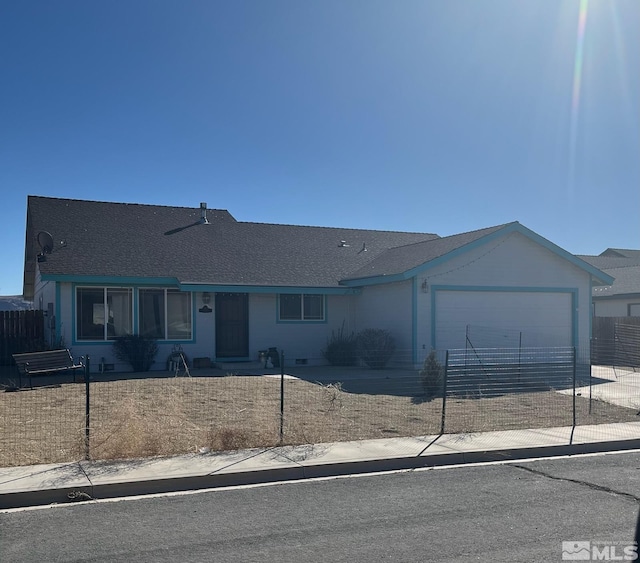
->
[12,349,84,376]
[26,364,85,375]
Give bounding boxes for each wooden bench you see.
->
[12,349,85,388]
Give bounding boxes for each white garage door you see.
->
[434,290,573,351]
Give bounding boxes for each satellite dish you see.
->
[37,231,54,255]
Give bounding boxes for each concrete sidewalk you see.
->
[2,422,640,510]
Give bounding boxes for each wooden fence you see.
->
[592,316,640,367]
[0,310,45,365]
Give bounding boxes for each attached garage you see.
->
[433,287,575,351]
[319,221,614,365]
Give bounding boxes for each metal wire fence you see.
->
[1,339,639,467]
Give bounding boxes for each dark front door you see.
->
[215,293,249,358]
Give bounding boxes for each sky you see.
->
[1,0,638,296]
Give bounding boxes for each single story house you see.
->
[22,196,613,371]
[579,249,640,317]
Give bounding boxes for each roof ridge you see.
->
[28,195,229,212]
[237,219,438,237]
[597,263,640,271]
[384,222,513,252]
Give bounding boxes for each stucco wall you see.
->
[594,298,640,317]
[248,293,354,365]
[33,265,57,348]
[352,279,413,364]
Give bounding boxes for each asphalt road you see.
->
[2,452,640,562]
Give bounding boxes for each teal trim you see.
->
[132,289,139,338]
[341,223,614,287]
[70,283,77,345]
[572,290,579,348]
[42,274,180,286]
[509,224,614,286]
[430,288,437,350]
[589,275,593,340]
[341,273,402,288]
[191,291,197,342]
[71,285,197,344]
[401,226,519,282]
[181,283,359,295]
[429,285,580,350]
[430,285,578,294]
[276,294,328,324]
[411,277,418,365]
[54,282,61,346]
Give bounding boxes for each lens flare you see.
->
[568,0,589,197]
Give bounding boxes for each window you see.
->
[76,287,133,341]
[139,289,192,340]
[629,303,640,316]
[279,294,325,321]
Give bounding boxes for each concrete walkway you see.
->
[2,421,640,510]
[557,365,640,410]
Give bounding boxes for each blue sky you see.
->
[1,0,638,296]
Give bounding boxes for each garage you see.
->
[433,288,574,351]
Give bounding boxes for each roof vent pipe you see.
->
[200,202,209,224]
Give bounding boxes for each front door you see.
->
[215,293,249,358]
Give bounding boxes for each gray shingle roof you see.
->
[24,197,613,298]
[577,255,639,270]
[579,253,640,297]
[599,248,640,261]
[592,266,640,298]
[24,196,439,295]
[343,223,511,281]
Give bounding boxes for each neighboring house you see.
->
[22,196,612,371]
[579,249,640,317]
[0,296,32,312]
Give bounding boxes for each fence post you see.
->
[518,332,522,384]
[84,355,91,461]
[440,350,449,435]
[572,347,577,429]
[279,350,285,443]
[588,338,593,415]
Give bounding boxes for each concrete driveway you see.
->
[558,365,640,411]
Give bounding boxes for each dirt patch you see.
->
[0,375,637,467]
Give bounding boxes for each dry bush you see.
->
[0,385,85,466]
[90,395,174,460]
[205,426,279,452]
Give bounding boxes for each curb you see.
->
[3,437,640,510]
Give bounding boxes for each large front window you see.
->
[76,287,133,341]
[279,294,325,321]
[139,289,192,340]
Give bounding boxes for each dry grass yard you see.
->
[1,374,637,467]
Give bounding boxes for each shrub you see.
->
[322,323,358,366]
[112,335,158,372]
[357,328,396,369]
[420,350,444,399]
